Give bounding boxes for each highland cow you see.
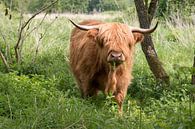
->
[69,19,158,112]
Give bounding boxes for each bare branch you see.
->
[14,0,59,63]
[24,12,48,39]
[33,33,43,63]
[0,35,10,71]
[0,29,8,56]
[22,0,58,31]
[0,29,10,71]
[0,50,10,72]
[148,0,158,23]
[33,16,58,62]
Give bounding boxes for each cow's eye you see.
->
[95,37,104,48]
[96,38,104,48]
[128,40,134,48]
[128,43,132,48]
[98,41,104,48]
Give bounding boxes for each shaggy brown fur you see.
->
[69,20,144,112]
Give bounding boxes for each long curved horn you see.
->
[69,19,99,31]
[131,22,158,34]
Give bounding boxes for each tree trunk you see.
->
[134,0,169,84]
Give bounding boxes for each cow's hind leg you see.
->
[79,81,99,98]
[88,87,99,97]
[87,81,100,97]
[80,88,99,98]
[77,80,89,98]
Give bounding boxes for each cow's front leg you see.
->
[105,70,116,95]
[114,90,126,113]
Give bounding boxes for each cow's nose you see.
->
[107,51,125,66]
[111,52,122,59]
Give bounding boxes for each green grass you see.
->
[0,9,195,129]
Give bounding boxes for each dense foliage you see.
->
[0,1,195,129]
[1,0,131,13]
[1,0,195,16]
[158,0,195,19]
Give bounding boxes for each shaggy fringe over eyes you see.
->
[97,23,134,54]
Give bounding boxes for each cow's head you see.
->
[69,19,158,68]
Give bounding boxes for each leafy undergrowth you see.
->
[0,72,194,129]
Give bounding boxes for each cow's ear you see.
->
[87,29,99,38]
[133,33,144,44]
